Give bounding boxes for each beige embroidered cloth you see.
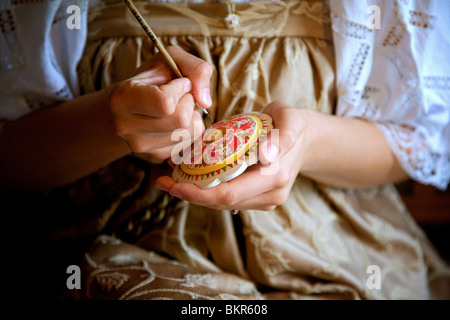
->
[77,0,450,300]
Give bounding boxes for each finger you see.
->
[167,158,176,169]
[166,46,213,109]
[155,177,222,207]
[140,91,196,131]
[215,198,277,211]
[127,78,192,117]
[162,163,282,208]
[115,93,199,135]
[154,175,177,192]
[146,145,178,162]
[260,101,305,164]
[122,111,204,154]
[126,133,197,159]
[131,51,173,81]
[125,132,179,153]
[223,187,290,211]
[171,92,195,129]
[154,175,280,211]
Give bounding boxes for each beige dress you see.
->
[75,0,450,300]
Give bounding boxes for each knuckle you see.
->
[127,138,147,154]
[271,190,289,206]
[108,83,126,113]
[112,120,127,137]
[158,92,176,116]
[193,61,213,78]
[264,100,288,116]
[220,190,240,207]
[282,127,297,151]
[274,171,291,189]
[175,112,189,129]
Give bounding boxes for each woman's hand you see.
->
[108,46,213,161]
[154,101,307,211]
[154,97,409,211]
[0,46,214,191]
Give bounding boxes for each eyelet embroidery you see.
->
[423,76,450,91]
[345,43,370,87]
[0,8,26,71]
[409,10,436,29]
[381,53,417,86]
[360,85,383,119]
[331,12,373,40]
[383,22,406,47]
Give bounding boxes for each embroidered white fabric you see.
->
[0,0,88,120]
[330,0,450,190]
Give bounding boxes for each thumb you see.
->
[259,101,303,164]
[259,133,279,165]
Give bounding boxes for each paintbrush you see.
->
[123,0,215,125]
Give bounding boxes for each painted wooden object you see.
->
[172,113,273,188]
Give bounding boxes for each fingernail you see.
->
[266,144,278,162]
[183,79,192,93]
[170,189,183,199]
[202,87,212,107]
[130,79,146,87]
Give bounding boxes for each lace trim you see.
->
[375,122,450,191]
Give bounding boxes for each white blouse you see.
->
[330,0,449,190]
[0,0,449,190]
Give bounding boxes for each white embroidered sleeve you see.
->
[330,0,450,190]
[0,0,88,122]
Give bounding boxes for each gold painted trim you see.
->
[180,114,262,175]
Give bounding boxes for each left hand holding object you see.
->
[155,101,307,211]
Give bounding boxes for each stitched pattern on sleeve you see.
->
[383,22,406,47]
[423,76,450,91]
[409,10,436,29]
[331,12,373,40]
[346,43,370,88]
[0,8,26,71]
[376,121,450,190]
[359,85,383,119]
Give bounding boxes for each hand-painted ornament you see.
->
[172,113,273,189]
